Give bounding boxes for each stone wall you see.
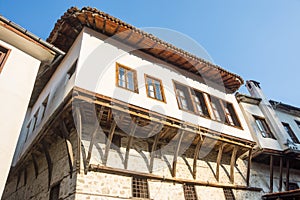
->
[1,132,77,200]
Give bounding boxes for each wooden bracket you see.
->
[74,106,82,173]
[103,119,117,166]
[149,126,163,173]
[246,148,252,186]
[42,140,52,190]
[31,153,39,178]
[172,129,184,177]
[230,146,238,183]
[124,120,138,169]
[216,143,225,181]
[193,135,204,179]
[60,120,74,177]
[86,106,105,173]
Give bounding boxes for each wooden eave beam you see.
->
[172,130,184,177]
[230,146,238,183]
[124,121,138,169]
[216,143,225,181]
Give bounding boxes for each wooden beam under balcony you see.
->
[270,155,274,193]
[149,126,165,173]
[193,135,204,179]
[230,146,238,183]
[124,120,138,169]
[42,140,52,189]
[279,156,283,192]
[103,119,117,166]
[74,106,82,173]
[172,129,184,177]
[60,120,74,177]
[86,106,105,169]
[216,143,225,181]
[246,148,252,187]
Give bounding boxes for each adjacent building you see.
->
[0,15,64,198]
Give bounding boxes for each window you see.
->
[174,82,193,111]
[223,188,235,200]
[183,184,197,200]
[132,177,149,199]
[209,96,241,127]
[282,122,299,144]
[174,82,210,118]
[254,116,274,139]
[32,109,39,131]
[0,45,10,73]
[190,89,210,117]
[295,120,300,130]
[145,75,165,102]
[116,63,138,92]
[49,182,60,200]
[209,96,225,122]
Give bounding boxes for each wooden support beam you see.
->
[279,156,283,192]
[149,129,162,173]
[42,140,52,189]
[216,143,225,181]
[86,107,105,170]
[192,136,204,179]
[31,153,39,178]
[230,146,238,183]
[286,158,290,191]
[24,167,27,185]
[124,121,138,169]
[147,123,163,138]
[60,121,75,177]
[89,164,263,192]
[74,106,82,173]
[103,119,117,166]
[269,155,274,193]
[172,130,184,177]
[246,149,252,187]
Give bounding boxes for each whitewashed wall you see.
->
[0,40,41,198]
[275,110,300,142]
[239,102,282,150]
[75,27,254,142]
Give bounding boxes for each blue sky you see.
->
[1,0,299,106]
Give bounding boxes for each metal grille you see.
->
[223,188,235,200]
[183,184,197,200]
[132,177,149,198]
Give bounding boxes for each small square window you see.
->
[223,188,235,200]
[132,177,149,199]
[145,75,165,102]
[282,122,299,144]
[0,45,11,74]
[116,63,138,93]
[183,184,197,200]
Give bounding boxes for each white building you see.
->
[236,80,300,200]
[1,7,283,200]
[0,15,64,198]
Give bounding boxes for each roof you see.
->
[270,100,300,117]
[47,7,244,93]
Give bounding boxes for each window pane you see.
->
[154,81,163,100]
[118,67,126,87]
[126,71,134,90]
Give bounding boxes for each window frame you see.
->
[0,45,11,74]
[116,63,138,93]
[145,74,166,103]
[183,184,198,200]
[282,122,300,144]
[253,116,275,139]
[132,177,149,199]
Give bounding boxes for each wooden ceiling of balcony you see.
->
[47,7,244,93]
